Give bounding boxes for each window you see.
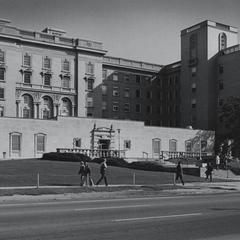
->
[191,66,197,77]
[12,134,21,151]
[60,98,72,116]
[86,62,94,75]
[189,33,197,59]
[201,140,207,152]
[191,99,196,108]
[62,76,70,88]
[219,80,223,90]
[73,138,81,148]
[87,78,94,91]
[23,53,31,67]
[124,74,130,82]
[218,98,224,106]
[147,91,152,99]
[136,75,141,84]
[113,86,119,96]
[185,140,192,152]
[146,105,152,114]
[44,74,51,86]
[0,106,4,117]
[136,89,141,98]
[124,140,131,150]
[0,49,4,63]
[113,73,118,81]
[124,88,130,98]
[219,65,224,74]
[0,88,4,99]
[124,103,130,112]
[86,97,93,107]
[23,72,31,84]
[192,83,196,93]
[62,59,70,72]
[102,85,107,95]
[135,104,141,113]
[0,68,4,81]
[102,101,107,110]
[219,32,227,51]
[43,56,51,69]
[102,69,107,79]
[113,102,119,112]
[36,134,46,152]
[169,139,177,152]
[152,138,161,154]
[42,96,53,119]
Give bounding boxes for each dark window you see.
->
[24,72,31,84]
[24,53,31,67]
[219,65,224,74]
[0,88,4,99]
[0,68,4,81]
[136,89,141,98]
[136,75,141,84]
[219,81,224,90]
[135,104,141,113]
[43,57,51,69]
[44,74,51,86]
[0,50,4,62]
[62,59,70,72]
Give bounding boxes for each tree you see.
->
[219,96,240,157]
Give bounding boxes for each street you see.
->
[1,193,240,239]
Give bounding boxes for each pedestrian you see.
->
[78,161,86,186]
[205,163,213,182]
[84,162,94,186]
[215,154,220,170]
[175,161,184,185]
[96,158,108,186]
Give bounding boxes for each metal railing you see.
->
[56,148,126,158]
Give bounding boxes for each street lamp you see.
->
[117,129,121,157]
[199,136,202,161]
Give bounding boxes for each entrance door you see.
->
[99,139,110,157]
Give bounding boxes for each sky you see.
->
[0,0,240,65]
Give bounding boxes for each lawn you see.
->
[0,159,204,187]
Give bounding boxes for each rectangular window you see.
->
[124,140,131,149]
[44,74,51,86]
[169,139,177,152]
[153,139,161,154]
[113,102,119,112]
[37,135,45,152]
[124,103,130,112]
[191,99,196,108]
[86,62,94,75]
[219,80,224,90]
[0,50,4,63]
[62,76,70,88]
[24,72,31,84]
[147,105,152,114]
[87,78,94,91]
[24,54,31,67]
[73,138,81,148]
[192,83,196,93]
[102,85,107,95]
[62,59,70,72]
[0,88,4,99]
[185,140,192,152]
[43,57,51,69]
[0,68,4,81]
[12,134,21,151]
[0,106,4,117]
[135,104,141,113]
[136,89,141,98]
[147,91,152,99]
[191,66,197,77]
[124,88,130,98]
[136,75,141,84]
[113,86,119,96]
[219,65,224,74]
[102,69,107,79]
[102,101,107,110]
[124,74,130,82]
[86,97,93,107]
[113,73,118,81]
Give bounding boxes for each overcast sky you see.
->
[0,0,239,64]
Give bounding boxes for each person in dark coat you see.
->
[84,162,94,186]
[205,163,213,182]
[96,158,108,186]
[78,161,86,186]
[175,161,184,185]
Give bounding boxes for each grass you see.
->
[0,159,205,188]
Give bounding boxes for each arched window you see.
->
[60,97,72,116]
[22,94,34,118]
[218,32,227,51]
[9,132,22,157]
[169,139,177,152]
[41,96,53,119]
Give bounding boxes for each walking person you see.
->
[205,162,213,182]
[96,158,108,186]
[78,161,86,186]
[215,154,220,170]
[84,162,94,186]
[175,161,184,185]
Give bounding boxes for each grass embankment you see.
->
[0,159,204,188]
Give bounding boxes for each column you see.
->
[72,105,75,117]
[16,100,20,118]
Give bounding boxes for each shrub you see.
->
[42,152,91,162]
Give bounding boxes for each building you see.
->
[0,18,221,159]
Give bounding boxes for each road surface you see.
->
[1,193,240,239]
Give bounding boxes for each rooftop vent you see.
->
[42,27,66,37]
